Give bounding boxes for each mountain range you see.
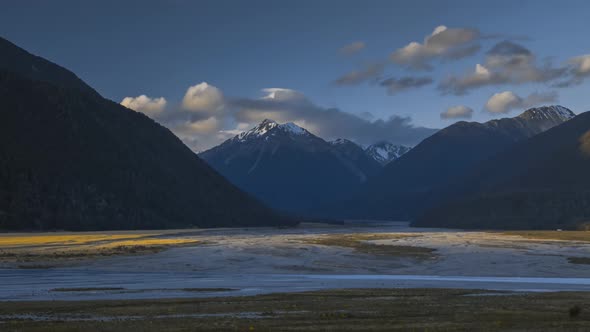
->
[331,105,576,221]
[2,35,588,232]
[415,109,590,230]
[0,36,290,230]
[200,120,410,213]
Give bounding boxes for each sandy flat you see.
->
[69,222,590,278]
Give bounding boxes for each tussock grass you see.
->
[0,231,200,266]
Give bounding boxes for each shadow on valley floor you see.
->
[1,288,590,331]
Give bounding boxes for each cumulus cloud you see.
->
[339,41,366,55]
[181,82,224,113]
[120,95,167,117]
[379,76,433,95]
[440,105,473,119]
[230,88,436,146]
[390,25,481,70]
[123,83,227,152]
[334,63,385,85]
[439,41,568,95]
[126,85,437,151]
[484,91,558,114]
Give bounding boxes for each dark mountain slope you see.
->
[414,110,590,230]
[200,120,381,213]
[0,36,97,96]
[0,45,288,230]
[339,106,575,220]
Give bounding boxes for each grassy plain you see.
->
[1,288,589,331]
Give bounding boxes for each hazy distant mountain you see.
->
[329,139,383,176]
[415,109,590,230]
[0,37,289,230]
[365,141,411,165]
[200,120,381,213]
[339,106,576,220]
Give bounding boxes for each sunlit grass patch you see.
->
[0,231,200,266]
[301,233,435,259]
[499,231,590,242]
[0,234,147,247]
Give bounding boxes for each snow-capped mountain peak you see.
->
[365,141,411,165]
[517,105,575,122]
[280,122,307,135]
[235,119,309,142]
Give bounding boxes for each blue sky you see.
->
[2,0,589,150]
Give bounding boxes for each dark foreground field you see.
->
[1,288,589,331]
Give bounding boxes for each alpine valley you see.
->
[200,120,410,214]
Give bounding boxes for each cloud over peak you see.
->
[231,88,436,146]
[485,90,558,114]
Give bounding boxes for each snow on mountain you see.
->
[329,138,351,146]
[199,119,383,214]
[365,142,411,165]
[235,119,309,142]
[517,105,575,122]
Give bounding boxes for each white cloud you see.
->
[440,105,473,119]
[181,82,224,113]
[485,91,558,114]
[485,91,521,114]
[390,25,480,70]
[120,95,167,117]
[261,88,307,102]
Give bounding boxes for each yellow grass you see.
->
[0,234,147,247]
[0,231,200,267]
[301,233,435,259]
[499,231,590,242]
[97,238,198,248]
